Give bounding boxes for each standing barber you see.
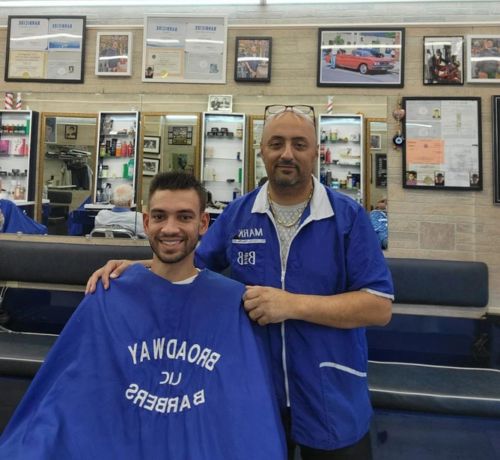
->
[87,105,393,459]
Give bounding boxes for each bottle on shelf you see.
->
[325,148,332,164]
[127,158,134,179]
[346,171,353,189]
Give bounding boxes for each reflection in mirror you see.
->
[366,118,388,250]
[140,113,200,207]
[38,113,97,235]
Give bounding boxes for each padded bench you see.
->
[368,258,498,418]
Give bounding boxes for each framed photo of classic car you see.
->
[466,35,500,83]
[317,28,405,87]
[423,36,464,85]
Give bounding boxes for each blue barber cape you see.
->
[0,266,285,459]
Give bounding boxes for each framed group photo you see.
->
[423,36,464,85]
[466,35,500,83]
[143,136,161,154]
[234,37,272,82]
[143,157,160,176]
[5,16,86,83]
[317,28,405,87]
[207,94,233,112]
[402,97,482,191]
[95,32,132,76]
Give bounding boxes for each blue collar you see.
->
[112,207,130,213]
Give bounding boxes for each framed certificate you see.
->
[142,15,227,84]
[402,97,482,191]
[5,16,86,83]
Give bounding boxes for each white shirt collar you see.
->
[252,175,334,221]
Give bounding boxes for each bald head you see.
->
[112,184,134,207]
[260,110,318,201]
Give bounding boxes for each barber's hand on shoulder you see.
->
[85,259,150,294]
[243,286,296,326]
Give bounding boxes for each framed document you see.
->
[5,16,86,83]
[142,15,227,84]
[492,96,500,204]
[402,97,482,191]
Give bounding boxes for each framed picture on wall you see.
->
[143,158,160,176]
[317,27,405,87]
[95,32,132,76]
[492,96,500,204]
[5,16,86,83]
[370,134,382,150]
[143,136,161,154]
[64,125,78,140]
[234,37,272,82]
[466,35,500,83]
[402,97,482,191]
[168,126,193,145]
[142,15,227,83]
[207,94,233,112]
[423,36,464,85]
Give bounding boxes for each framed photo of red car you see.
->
[466,35,500,83]
[317,28,404,87]
[423,36,464,85]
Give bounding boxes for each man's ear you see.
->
[143,212,150,235]
[199,212,210,236]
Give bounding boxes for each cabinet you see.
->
[201,112,246,204]
[94,111,139,204]
[0,110,39,208]
[249,116,265,190]
[318,114,364,204]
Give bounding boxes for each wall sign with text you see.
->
[5,16,86,83]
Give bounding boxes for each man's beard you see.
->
[149,237,197,265]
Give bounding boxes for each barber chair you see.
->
[47,190,73,235]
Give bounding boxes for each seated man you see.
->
[0,199,47,235]
[94,183,145,237]
[370,198,388,250]
[0,172,285,459]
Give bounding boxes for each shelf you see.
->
[99,155,135,160]
[101,132,134,137]
[98,176,132,181]
[205,156,242,161]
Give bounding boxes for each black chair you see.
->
[47,190,73,235]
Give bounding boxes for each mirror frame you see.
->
[364,117,387,211]
[36,112,98,222]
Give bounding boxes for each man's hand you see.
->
[243,286,295,326]
[85,259,136,294]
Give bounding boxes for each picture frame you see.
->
[423,36,464,85]
[374,153,387,187]
[207,94,233,112]
[492,96,500,204]
[370,134,382,150]
[95,32,132,76]
[143,158,160,176]
[45,117,57,144]
[142,15,227,84]
[234,37,272,82]
[5,16,86,83]
[64,125,78,140]
[168,126,193,145]
[143,136,161,154]
[317,27,404,87]
[402,97,482,191]
[466,35,500,83]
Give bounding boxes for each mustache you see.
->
[275,160,298,168]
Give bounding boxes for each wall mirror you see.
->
[140,113,201,207]
[365,118,388,249]
[37,113,97,235]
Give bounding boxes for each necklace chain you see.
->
[268,186,314,228]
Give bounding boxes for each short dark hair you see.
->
[149,172,207,212]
